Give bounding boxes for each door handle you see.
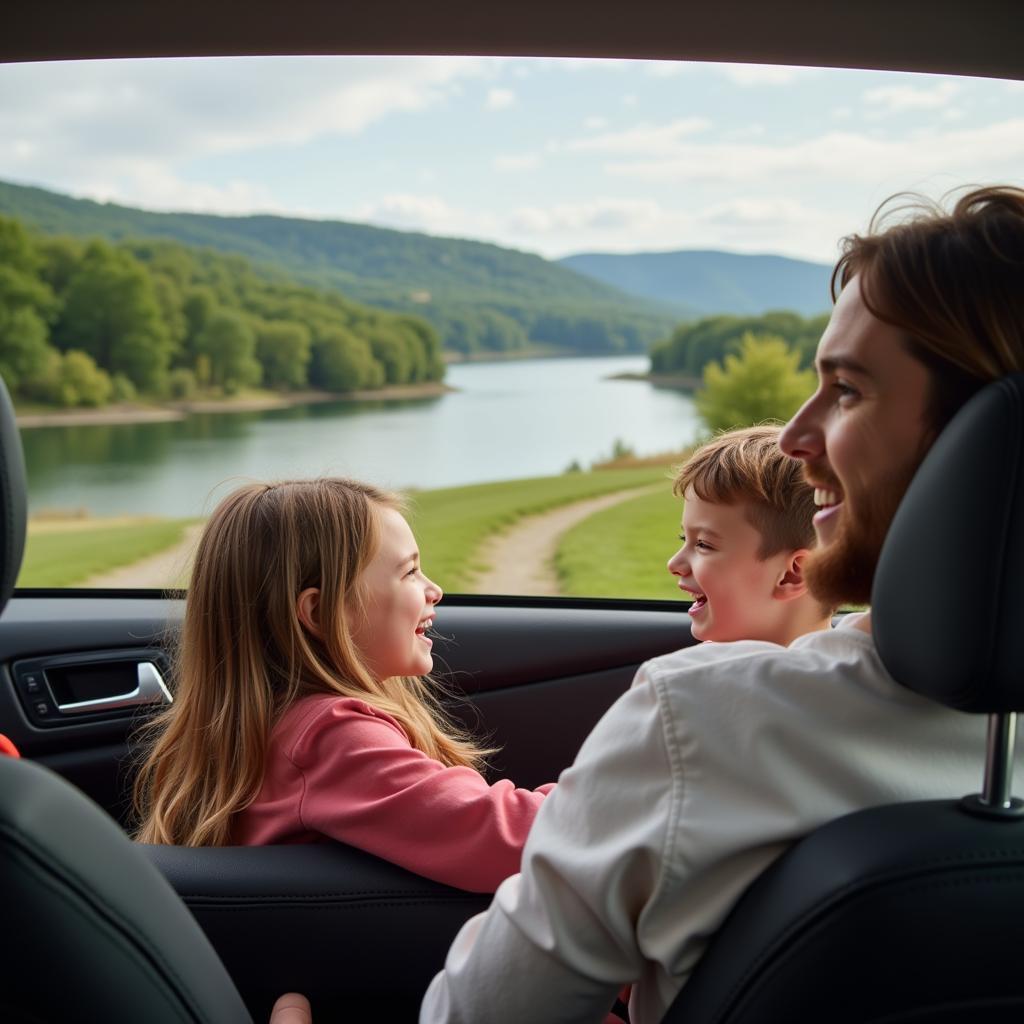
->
[54,662,173,716]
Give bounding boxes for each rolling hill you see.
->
[559,249,833,318]
[0,179,680,357]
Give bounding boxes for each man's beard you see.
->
[804,456,922,608]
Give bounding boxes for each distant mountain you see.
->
[0,180,682,357]
[558,249,833,318]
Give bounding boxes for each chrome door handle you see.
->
[54,662,173,715]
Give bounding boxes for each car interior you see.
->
[3,1,1023,1021]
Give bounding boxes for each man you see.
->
[419,185,1024,1024]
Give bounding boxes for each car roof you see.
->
[5,0,1023,80]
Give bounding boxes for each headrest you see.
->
[873,373,1024,712]
[0,376,26,615]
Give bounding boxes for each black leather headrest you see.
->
[0,375,26,613]
[874,373,1024,712]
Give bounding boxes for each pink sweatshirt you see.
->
[232,694,554,893]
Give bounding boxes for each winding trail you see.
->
[78,483,658,592]
[82,523,205,589]
[468,484,660,596]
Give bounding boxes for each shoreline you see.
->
[607,371,701,391]
[15,382,457,429]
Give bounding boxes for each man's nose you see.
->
[780,398,823,462]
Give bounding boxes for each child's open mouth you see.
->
[679,585,707,614]
[416,616,435,645]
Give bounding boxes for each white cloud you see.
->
[350,194,503,243]
[0,56,485,175]
[91,166,283,215]
[559,117,711,156]
[594,119,1024,187]
[863,80,959,113]
[710,63,810,86]
[493,154,540,172]
[584,115,608,130]
[486,88,516,110]
[509,198,663,235]
[645,61,813,85]
[355,193,459,233]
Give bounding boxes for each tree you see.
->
[0,218,59,393]
[310,328,384,391]
[695,333,816,433]
[254,320,312,390]
[0,305,54,391]
[25,349,113,408]
[193,311,261,394]
[53,242,172,393]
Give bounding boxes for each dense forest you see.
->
[0,180,676,358]
[649,310,830,379]
[0,213,445,407]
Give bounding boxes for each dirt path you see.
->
[78,483,656,592]
[469,484,660,596]
[81,523,206,589]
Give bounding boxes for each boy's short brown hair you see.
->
[673,425,816,558]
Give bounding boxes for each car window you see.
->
[3,56,1020,596]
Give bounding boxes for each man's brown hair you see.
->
[834,185,1024,434]
[673,424,816,558]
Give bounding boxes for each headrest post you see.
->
[981,712,1017,808]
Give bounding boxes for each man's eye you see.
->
[833,379,860,402]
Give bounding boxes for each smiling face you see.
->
[779,276,934,607]
[667,490,802,644]
[347,506,443,681]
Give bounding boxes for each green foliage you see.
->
[0,211,448,407]
[52,241,172,392]
[0,305,53,391]
[310,328,384,391]
[28,349,114,408]
[254,321,312,390]
[650,310,829,378]
[110,373,138,403]
[0,179,676,358]
[166,367,199,400]
[695,333,817,432]
[555,485,684,599]
[193,311,261,394]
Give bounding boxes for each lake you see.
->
[21,355,703,518]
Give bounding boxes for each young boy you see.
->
[667,424,832,646]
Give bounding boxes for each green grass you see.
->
[19,519,197,588]
[18,467,671,591]
[407,467,671,591]
[555,485,687,600]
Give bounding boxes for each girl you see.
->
[133,478,553,893]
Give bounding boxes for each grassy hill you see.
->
[559,249,833,318]
[0,179,680,357]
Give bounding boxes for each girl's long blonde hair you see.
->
[134,478,487,847]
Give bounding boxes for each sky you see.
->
[0,56,1021,264]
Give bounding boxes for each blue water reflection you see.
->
[22,355,702,517]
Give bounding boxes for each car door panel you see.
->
[1,594,694,818]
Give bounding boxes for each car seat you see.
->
[0,373,253,1024]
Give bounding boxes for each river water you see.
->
[21,355,703,518]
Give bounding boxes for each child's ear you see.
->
[296,587,322,637]
[774,549,809,602]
